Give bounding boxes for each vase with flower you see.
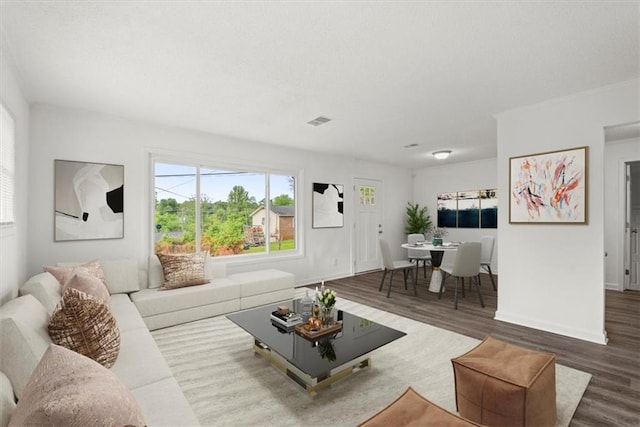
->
[428,227,449,246]
[317,288,337,327]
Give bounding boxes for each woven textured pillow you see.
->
[62,270,110,305]
[43,260,106,287]
[48,288,120,368]
[9,344,145,427]
[157,252,209,290]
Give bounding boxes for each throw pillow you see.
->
[157,252,209,290]
[43,260,106,287]
[48,288,120,368]
[147,254,164,289]
[9,344,145,427]
[100,258,140,294]
[62,270,111,305]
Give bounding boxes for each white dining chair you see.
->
[438,242,484,309]
[479,235,496,291]
[407,233,431,279]
[379,239,415,298]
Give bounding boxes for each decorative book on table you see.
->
[270,311,303,327]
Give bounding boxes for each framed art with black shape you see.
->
[54,159,124,241]
[312,182,344,228]
[509,146,588,224]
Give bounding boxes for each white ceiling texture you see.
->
[1,1,638,168]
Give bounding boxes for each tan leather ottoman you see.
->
[359,387,481,427]
[451,336,556,427]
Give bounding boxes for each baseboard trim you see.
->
[494,310,608,345]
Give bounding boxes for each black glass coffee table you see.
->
[227,300,406,394]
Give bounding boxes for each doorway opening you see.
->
[604,121,640,291]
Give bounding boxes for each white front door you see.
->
[354,178,382,273]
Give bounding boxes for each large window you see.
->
[0,103,15,226]
[154,160,296,257]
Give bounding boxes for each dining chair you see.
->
[479,235,496,291]
[438,242,484,309]
[407,233,431,279]
[379,239,415,298]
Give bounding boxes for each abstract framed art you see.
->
[509,146,588,224]
[312,182,344,228]
[54,159,124,241]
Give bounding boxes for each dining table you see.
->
[401,242,459,293]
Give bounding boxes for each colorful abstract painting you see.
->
[509,146,588,224]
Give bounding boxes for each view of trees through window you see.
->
[154,162,296,257]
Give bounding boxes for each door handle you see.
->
[632,228,638,234]
[378,230,383,234]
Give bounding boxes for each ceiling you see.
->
[1,1,638,168]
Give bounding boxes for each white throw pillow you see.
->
[147,255,164,289]
[19,272,62,315]
[100,258,140,294]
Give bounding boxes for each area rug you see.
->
[152,295,591,426]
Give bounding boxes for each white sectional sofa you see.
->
[0,257,295,426]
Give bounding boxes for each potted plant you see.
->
[404,202,433,237]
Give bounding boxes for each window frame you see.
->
[0,102,16,228]
[149,152,302,263]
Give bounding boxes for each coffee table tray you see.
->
[295,321,342,340]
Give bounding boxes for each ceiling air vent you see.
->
[307,116,332,126]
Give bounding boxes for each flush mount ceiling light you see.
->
[432,150,452,160]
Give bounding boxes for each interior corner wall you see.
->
[604,137,640,290]
[412,158,498,271]
[0,52,30,306]
[495,79,639,344]
[26,104,412,286]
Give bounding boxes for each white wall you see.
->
[495,79,639,344]
[604,137,640,290]
[0,52,30,305]
[26,104,412,286]
[412,158,498,270]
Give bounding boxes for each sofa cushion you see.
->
[157,253,209,290]
[101,258,140,294]
[228,269,294,297]
[44,260,105,286]
[110,328,174,390]
[109,294,149,332]
[62,271,110,305]
[48,288,120,368]
[0,295,51,399]
[131,376,200,427]
[0,372,16,427]
[9,344,145,427]
[19,272,62,314]
[130,279,239,318]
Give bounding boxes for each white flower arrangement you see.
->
[317,288,337,309]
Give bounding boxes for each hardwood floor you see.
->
[310,271,640,426]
